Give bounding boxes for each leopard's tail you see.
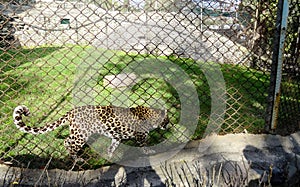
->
[13,105,69,134]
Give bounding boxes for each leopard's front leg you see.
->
[135,131,156,154]
[107,138,121,158]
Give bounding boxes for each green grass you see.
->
[0,45,274,169]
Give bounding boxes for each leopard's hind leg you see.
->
[64,133,85,161]
[64,133,86,170]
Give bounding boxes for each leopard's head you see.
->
[131,106,169,130]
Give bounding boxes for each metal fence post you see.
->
[265,0,289,132]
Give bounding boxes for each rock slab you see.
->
[1,132,300,186]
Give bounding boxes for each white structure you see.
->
[199,0,241,12]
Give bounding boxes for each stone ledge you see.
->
[1,132,300,186]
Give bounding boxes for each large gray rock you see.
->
[1,132,300,186]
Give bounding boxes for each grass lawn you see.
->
[0,45,270,169]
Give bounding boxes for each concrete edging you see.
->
[1,132,300,186]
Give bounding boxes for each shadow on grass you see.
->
[3,50,297,171]
[4,145,110,171]
[0,46,64,166]
[276,77,300,135]
[0,47,62,104]
[116,54,270,137]
[0,47,62,73]
[4,154,71,170]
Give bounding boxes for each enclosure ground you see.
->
[1,131,300,186]
[0,45,275,169]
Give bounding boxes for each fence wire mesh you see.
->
[276,0,299,134]
[0,0,298,170]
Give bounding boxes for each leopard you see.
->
[13,105,169,160]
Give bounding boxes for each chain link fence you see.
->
[276,0,299,134]
[0,0,299,170]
